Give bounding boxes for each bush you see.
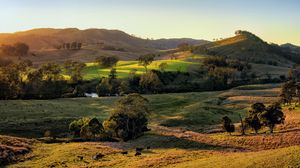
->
[69,118,104,140]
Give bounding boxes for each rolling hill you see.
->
[0,28,208,51]
[281,43,300,54]
[0,28,208,63]
[192,31,297,66]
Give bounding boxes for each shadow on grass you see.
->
[105,133,245,151]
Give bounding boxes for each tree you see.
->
[1,43,29,58]
[245,113,262,134]
[259,103,285,133]
[139,70,162,93]
[103,93,150,141]
[222,116,235,135]
[138,54,155,72]
[69,117,90,137]
[109,68,117,80]
[1,44,15,56]
[239,114,246,135]
[64,61,86,84]
[208,67,237,90]
[280,80,296,105]
[96,56,119,68]
[96,77,112,96]
[14,43,29,57]
[177,43,190,51]
[203,56,227,67]
[251,102,266,113]
[159,62,168,72]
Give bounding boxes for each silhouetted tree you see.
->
[222,116,235,135]
[260,102,285,133]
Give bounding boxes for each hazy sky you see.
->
[0,0,299,45]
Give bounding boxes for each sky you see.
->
[0,0,299,45]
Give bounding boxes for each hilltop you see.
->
[192,30,298,66]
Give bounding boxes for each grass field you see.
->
[84,60,195,80]
[0,83,281,138]
[2,83,300,168]
[82,60,197,80]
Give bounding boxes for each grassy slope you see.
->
[170,146,300,168]
[82,60,196,80]
[3,83,300,168]
[0,84,280,138]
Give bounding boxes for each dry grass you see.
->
[4,83,300,167]
[0,135,36,165]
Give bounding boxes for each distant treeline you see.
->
[56,42,82,50]
[0,55,286,100]
[0,42,29,57]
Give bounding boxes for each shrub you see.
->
[69,118,104,140]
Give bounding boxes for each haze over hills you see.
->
[0,28,208,51]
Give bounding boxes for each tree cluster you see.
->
[95,56,119,68]
[279,80,300,105]
[60,42,82,50]
[69,94,150,141]
[244,102,285,134]
[0,60,86,100]
[1,43,29,57]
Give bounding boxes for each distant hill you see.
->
[0,28,208,51]
[281,43,300,54]
[192,31,297,66]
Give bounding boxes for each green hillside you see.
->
[192,31,294,66]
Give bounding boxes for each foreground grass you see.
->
[7,140,300,168]
[2,83,300,168]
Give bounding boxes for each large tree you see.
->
[103,93,150,141]
[259,103,285,133]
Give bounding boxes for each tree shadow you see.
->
[102,133,246,151]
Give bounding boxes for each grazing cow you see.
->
[92,153,104,160]
[135,152,141,156]
[77,156,83,160]
[121,151,128,155]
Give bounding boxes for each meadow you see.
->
[82,60,197,80]
[0,83,281,138]
[1,83,300,167]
